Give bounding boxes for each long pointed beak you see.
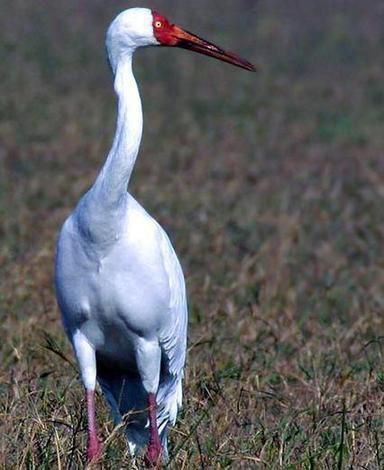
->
[171,25,256,72]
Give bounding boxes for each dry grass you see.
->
[1,0,384,468]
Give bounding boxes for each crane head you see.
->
[152,11,255,72]
[106,8,255,73]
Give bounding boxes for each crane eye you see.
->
[154,21,162,28]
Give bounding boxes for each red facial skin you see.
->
[152,11,178,46]
[151,10,256,72]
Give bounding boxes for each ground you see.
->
[1,1,384,468]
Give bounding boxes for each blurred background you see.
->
[1,0,383,467]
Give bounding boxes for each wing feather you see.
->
[158,228,188,379]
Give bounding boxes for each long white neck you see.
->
[92,53,142,206]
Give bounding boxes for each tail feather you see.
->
[97,368,182,459]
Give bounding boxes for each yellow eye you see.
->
[155,21,162,28]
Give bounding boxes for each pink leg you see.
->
[86,389,102,462]
[144,393,162,468]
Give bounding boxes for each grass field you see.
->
[1,0,384,468]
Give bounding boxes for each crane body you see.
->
[55,7,254,466]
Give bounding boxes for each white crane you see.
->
[55,7,254,467]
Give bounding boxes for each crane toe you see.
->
[144,392,162,467]
[87,436,102,463]
[144,442,162,468]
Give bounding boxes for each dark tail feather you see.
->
[97,362,181,458]
[98,370,150,455]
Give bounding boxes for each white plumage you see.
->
[55,7,254,465]
[55,8,186,464]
